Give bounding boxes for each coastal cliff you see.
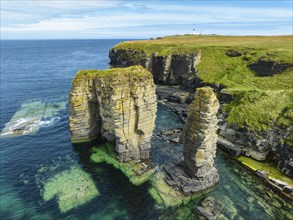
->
[69,66,157,162]
[109,35,293,177]
[110,47,201,88]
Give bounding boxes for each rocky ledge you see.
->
[69,66,157,162]
[156,86,293,178]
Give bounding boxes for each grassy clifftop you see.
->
[73,65,153,86]
[113,35,293,132]
[113,35,292,58]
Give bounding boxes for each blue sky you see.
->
[1,0,292,39]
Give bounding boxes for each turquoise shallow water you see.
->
[0,40,292,219]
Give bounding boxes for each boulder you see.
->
[196,196,223,220]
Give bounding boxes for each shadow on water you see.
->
[71,141,159,219]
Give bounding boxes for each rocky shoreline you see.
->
[155,85,293,201]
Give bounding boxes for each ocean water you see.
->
[0,40,292,220]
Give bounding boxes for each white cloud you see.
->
[34,0,121,10]
[1,0,292,38]
[1,0,122,26]
[148,4,292,19]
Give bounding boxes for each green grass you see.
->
[90,143,155,186]
[113,35,292,58]
[222,90,293,132]
[72,65,152,87]
[112,35,293,133]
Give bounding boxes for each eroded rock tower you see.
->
[69,66,157,162]
[164,86,220,194]
[182,86,220,178]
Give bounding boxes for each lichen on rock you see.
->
[182,86,220,178]
[163,87,220,195]
[69,66,157,162]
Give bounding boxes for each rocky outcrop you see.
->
[182,87,220,178]
[109,48,201,88]
[163,87,220,194]
[69,66,157,162]
[218,110,293,177]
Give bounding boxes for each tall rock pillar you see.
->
[182,86,220,178]
[69,66,157,162]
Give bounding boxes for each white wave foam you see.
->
[39,117,61,127]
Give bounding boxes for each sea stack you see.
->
[182,86,220,179]
[69,66,157,162]
[164,86,220,195]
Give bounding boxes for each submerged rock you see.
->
[91,143,155,186]
[196,196,223,220]
[39,164,99,213]
[0,100,66,137]
[69,66,157,162]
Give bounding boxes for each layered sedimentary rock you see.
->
[217,119,293,177]
[109,38,293,178]
[157,86,293,177]
[182,87,220,178]
[164,87,220,194]
[109,48,201,88]
[69,66,157,162]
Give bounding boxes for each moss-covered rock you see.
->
[91,143,155,186]
[148,172,190,207]
[237,156,293,187]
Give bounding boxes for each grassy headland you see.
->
[113,35,293,133]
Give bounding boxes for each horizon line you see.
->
[1,34,292,41]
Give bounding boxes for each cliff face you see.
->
[218,116,293,177]
[69,66,157,162]
[109,48,201,88]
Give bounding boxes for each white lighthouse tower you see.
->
[191,28,199,35]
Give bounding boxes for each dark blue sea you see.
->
[0,40,292,219]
